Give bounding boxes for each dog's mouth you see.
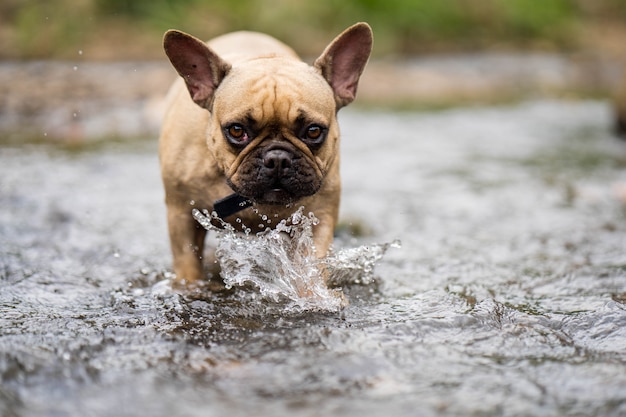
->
[256,188,294,205]
[233,181,321,206]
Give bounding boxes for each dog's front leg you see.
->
[312,220,335,260]
[166,203,207,284]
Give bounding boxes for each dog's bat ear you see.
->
[163,30,231,108]
[314,22,373,109]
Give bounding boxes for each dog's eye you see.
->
[229,124,244,139]
[301,124,327,146]
[224,123,250,146]
[306,125,322,140]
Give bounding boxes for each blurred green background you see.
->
[2,0,626,60]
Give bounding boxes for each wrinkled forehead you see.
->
[213,58,336,124]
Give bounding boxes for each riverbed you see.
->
[1,99,625,416]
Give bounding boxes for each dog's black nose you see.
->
[263,149,292,174]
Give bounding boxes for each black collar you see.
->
[212,193,253,219]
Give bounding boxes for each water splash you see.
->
[192,207,398,312]
[325,239,401,287]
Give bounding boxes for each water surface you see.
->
[1,100,625,416]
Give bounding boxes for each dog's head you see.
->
[164,23,372,205]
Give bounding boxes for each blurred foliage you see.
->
[1,0,626,59]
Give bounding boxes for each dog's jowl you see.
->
[159,23,373,285]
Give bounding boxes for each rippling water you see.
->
[1,100,625,417]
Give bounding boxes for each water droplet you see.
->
[78,50,83,55]
[73,65,78,71]
[189,200,195,206]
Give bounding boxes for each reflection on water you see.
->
[1,100,625,417]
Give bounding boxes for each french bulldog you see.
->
[159,23,373,285]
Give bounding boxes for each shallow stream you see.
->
[1,100,625,416]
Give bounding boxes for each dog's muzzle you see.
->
[229,143,322,206]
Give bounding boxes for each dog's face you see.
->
[209,60,339,204]
[164,24,372,205]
